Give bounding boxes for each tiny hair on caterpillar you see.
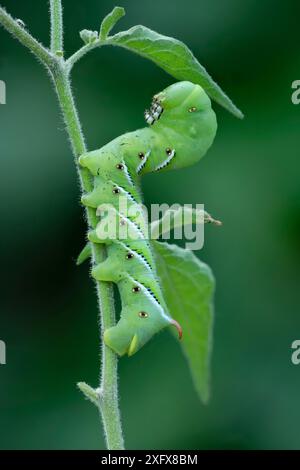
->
[79,81,217,356]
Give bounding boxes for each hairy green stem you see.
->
[0,1,124,450]
[66,42,101,71]
[65,37,125,72]
[0,6,55,68]
[66,38,113,72]
[50,0,63,53]
[53,67,124,450]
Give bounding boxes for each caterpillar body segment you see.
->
[79,81,217,356]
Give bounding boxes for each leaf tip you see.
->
[99,6,126,40]
[114,6,126,16]
[199,388,210,405]
[230,105,244,119]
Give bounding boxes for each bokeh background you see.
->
[0,0,300,450]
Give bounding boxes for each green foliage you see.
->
[99,6,125,41]
[109,25,243,118]
[154,241,215,403]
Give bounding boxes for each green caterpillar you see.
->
[79,81,217,356]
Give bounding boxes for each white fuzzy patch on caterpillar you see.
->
[144,100,164,125]
[144,112,155,125]
[155,149,176,172]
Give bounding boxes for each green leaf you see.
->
[109,25,243,118]
[153,241,215,403]
[76,242,92,265]
[150,206,222,240]
[99,6,125,41]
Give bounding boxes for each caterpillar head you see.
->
[143,81,217,172]
[104,302,182,356]
[146,81,211,122]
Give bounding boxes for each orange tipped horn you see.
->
[170,319,183,339]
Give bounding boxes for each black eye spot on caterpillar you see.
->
[116,163,124,170]
[144,97,164,125]
[139,311,148,318]
[112,187,120,194]
[137,150,150,175]
[132,286,140,293]
[126,252,134,260]
[189,106,197,113]
[155,148,176,172]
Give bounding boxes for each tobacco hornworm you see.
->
[79,81,217,356]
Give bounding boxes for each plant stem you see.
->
[0,1,124,450]
[50,0,63,53]
[53,67,124,450]
[66,41,101,71]
[0,6,55,69]
[66,38,113,72]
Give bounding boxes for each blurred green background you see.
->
[0,0,300,450]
